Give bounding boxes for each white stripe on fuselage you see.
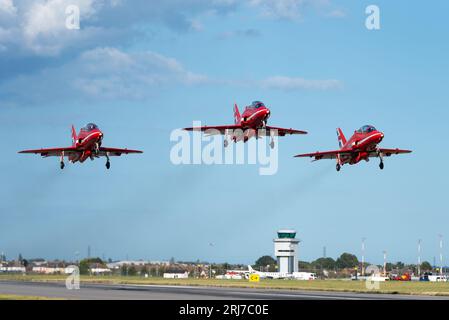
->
[244,109,266,122]
[357,132,382,145]
[78,131,100,146]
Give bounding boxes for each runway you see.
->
[0,281,448,300]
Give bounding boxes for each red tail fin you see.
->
[336,128,347,148]
[234,103,241,125]
[71,125,77,146]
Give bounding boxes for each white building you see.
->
[32,266,78,274]
[0,266,26,273]
[273,229,300,274]
[163,272,189,279]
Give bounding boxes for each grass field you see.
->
[1,274,449,296]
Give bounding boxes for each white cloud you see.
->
[326,9,346,18]
[260,76,342,90]
[249,0,307,20]
[0,0,17,16]
[0,47,210,102]
[20,0,105,55]
[0,0,238,56]
[248,0,343,20]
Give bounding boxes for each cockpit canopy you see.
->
[357,125,377,134]
[250,101,265,109]
[81,123,99,132]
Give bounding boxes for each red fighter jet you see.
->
[19,123,143,170]
[294,125,412,171]
[184,101,307,149]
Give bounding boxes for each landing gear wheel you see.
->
[379,162,384,170]
[60,162,65,170]
[106,161,111,170]
[224,139,229,148]
[270,141,275,149]
[336,164,341,172]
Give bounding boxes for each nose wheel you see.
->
[94,142,100,156]
[224,139,229,148]
[336,163,341,172]
[379,161,384,170]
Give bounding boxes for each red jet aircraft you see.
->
[19,123,143,169]
[294,125,411,171]
[184,101,307,148]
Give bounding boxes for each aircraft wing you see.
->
[183,124,242,135]
[264,126,308,136]
[369,148,412,157]
[294,149,353,160]
[98,147,143,157]
[19,147,79,157]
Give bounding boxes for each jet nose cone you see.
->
[378,132,384,142]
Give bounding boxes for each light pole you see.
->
[439,234,443,276]
[383,250,387,277]
[417,239,422,276]
[361,238,366,276]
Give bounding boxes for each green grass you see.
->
[1,274,449,296]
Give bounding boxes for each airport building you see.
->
[274,229,300,274]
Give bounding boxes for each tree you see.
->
[79,259,90,275]
[79,257,104,275]
[312,257,336,270]
[421,261,432,272]
[336,253,359,269]
[254,256,276,270]
[298,261,312,271]
[120,265,128,276]
[140,266,148,276]
[128,265,137,276]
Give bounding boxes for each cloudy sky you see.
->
[1,0,448,265]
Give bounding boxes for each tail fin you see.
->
[71,125,77,146]
[234,103,241,125]
[336,128,347,148]
[248,265,254,273]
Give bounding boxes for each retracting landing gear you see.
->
[378,150,384,170]
[336,163,341,172]
[224,129,229,148]
[60,151,65,170]
[94,142,100,156]
[105,152,111,170]
[270,134,275,149]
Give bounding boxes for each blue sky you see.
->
[0,0,448,265]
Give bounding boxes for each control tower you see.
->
[274,229,300,274]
